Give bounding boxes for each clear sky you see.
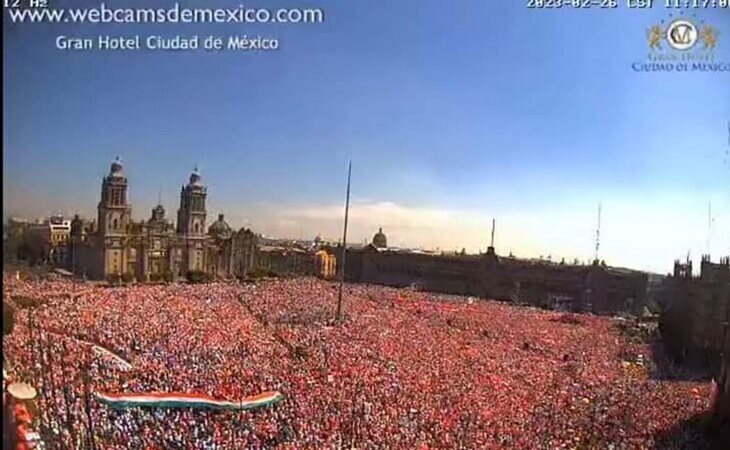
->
[3,0,729,274]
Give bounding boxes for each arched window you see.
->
[112,218,118,230]
[194,223,200,234]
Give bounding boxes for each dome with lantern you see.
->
[109,157,124,178]
[209,214,232,240]
[372,228,387,248]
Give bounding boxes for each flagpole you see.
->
[337,161,352,322]
[83,358,96,450]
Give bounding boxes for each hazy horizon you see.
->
[4,0,729,274]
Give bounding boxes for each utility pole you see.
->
[83,358,96,450]
[72,234,77,296]
[337,161,352,322]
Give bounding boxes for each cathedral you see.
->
[67,158,257,281]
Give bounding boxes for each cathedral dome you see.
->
[209,214,232,239]
[372,227,387,248]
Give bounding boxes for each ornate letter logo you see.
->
[666,19,698,51]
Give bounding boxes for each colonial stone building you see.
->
[257,245,334,278]
[5,215,71,266]
[344,228,650,315]
[67,158,258,281]
[659,255,730,372]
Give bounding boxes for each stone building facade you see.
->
[315,250,337,279]
[67,158,258,281]
[344,229,649,315]
[659,255,730,372]
[716,321,730,430]
[8,215,71,266]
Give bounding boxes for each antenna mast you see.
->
[707,201,712,255]
[490,218,496,248]
[594,202,602,263]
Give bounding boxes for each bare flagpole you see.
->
[337,161,352,322]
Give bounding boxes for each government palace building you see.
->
[67,158,258,281]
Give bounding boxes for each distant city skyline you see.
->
[4,0,730,274]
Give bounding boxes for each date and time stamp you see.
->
[4,0,729,13]
[526,0,728,8]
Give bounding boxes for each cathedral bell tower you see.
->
[97,157,132,279]
[177,167,208,273]
[98,157,131,237]
[177,167,207,238]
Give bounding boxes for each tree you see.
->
[3,302,15,335]
[186,270,211,284]
[107,273,122,285]
[17,241,31,261]
[162,270,174,283]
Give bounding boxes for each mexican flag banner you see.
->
[95,391,283,410]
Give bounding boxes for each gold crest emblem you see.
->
[700,25,718,50]
[647,25,663,50]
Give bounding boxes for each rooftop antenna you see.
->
[337,160,352,322]
[594,202,602,263]
[707,201,713,255]
[490,218,496,248]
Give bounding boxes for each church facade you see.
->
[67,158,258,281]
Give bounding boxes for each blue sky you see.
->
[3,0,729,273]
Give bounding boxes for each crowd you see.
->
[2,274,713,449]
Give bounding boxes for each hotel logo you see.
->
[666,19,698,50]
[633,13,726,73]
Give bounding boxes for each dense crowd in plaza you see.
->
[3,274,713,449]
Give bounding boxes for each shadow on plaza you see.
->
[647,340,715,383]
[652,410,729,450]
